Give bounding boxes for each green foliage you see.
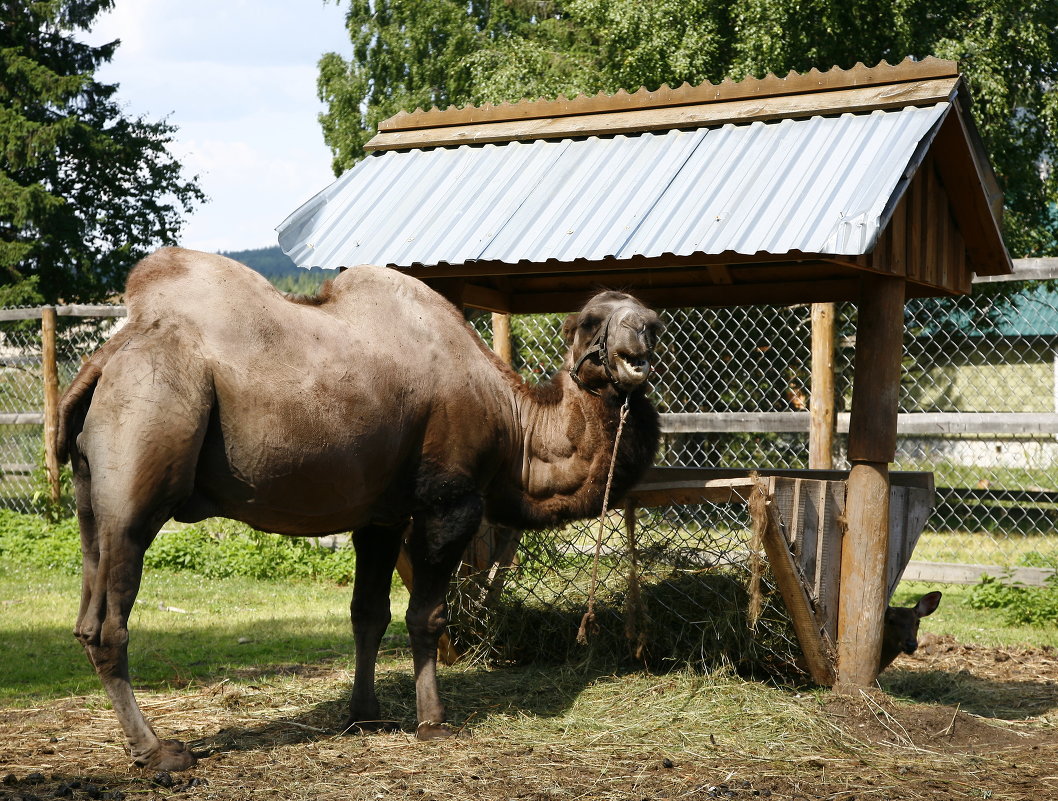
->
[322,0,1058,256]
[967,573,1058,626]
[1,1,205,302]
[143,522,358,584]
[0,512,359,585]
[0,509,81,572]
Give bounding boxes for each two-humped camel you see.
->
[58,248,662,771]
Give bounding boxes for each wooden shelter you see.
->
[278,57,1012,688]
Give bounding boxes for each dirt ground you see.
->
[1,635,1055,801]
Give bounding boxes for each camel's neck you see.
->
[486,372,659,529]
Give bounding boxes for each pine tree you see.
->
[0,0,205,303]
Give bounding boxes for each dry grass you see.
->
[2,644,1056,801]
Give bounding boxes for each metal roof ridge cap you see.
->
[377,57,960,134]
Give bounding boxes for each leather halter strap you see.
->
[568,311,622,396]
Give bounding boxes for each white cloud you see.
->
[82,0,352,252]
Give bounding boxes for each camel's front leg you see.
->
[74,499,194,771]
[347,522,404,731]
[405,480,482,740]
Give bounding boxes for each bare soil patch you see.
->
[1,638,1055,801]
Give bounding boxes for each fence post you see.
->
[492,312,513,365]
[809,302,836,469]
[41,305,61,506]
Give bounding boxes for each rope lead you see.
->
[577,395,631,645]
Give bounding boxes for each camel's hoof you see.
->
[133,740,197,772]
[415,722,470,741]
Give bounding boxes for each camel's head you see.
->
[564,291,662,395]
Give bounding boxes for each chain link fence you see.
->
[470,278,1058,573]
[0,309,120,513]
[3,280,1055,572]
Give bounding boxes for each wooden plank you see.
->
[751,484,836,687]
[41,307,60,506]
[887,486,934,598]
[931,112,1012,277]
[378,58,959,132]
[816,481,846,641]
[56,304,126,318]
[888,194,908,277]
[976,257,1058,283]
[508,279,863,313]
[924,162,940,288]
[0,308,44,322]
[0,413,44,425]
[463,283,510,313]
[906,168,926,284]
[659,411,1058,435]
[938,183,952,291]
[809,303,836,469]
[638,466,935,491]
[707,265,734,284]
[901,561,1056,587]
[366,78,960,151]
[628,478,759,507]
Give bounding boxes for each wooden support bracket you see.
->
[749,481,837,686]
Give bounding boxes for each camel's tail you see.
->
[57,337,121,465]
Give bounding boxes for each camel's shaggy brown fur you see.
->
[58,248,662,771]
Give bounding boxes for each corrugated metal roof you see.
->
[277,103,950,271]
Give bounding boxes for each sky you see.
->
[82,0,353,254]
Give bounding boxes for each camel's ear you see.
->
[562,313,579,344]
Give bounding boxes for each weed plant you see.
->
[967,573,1058,626]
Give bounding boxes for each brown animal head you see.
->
[563,291,663,395]
[880,591,942,672]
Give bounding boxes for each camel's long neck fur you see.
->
[485,366,659,530]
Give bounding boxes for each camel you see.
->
[58,247,661,771]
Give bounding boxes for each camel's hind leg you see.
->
[73,463,197,771]
[70,347,210,771]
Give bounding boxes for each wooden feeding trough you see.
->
[626,467,935,685]
[278,58,1013,687]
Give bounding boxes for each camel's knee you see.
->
[406,603,447,642]
[352,601,391,634]
[78,620,130,674]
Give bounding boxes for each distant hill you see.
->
[219,246,339,279]
[220,246,331,291]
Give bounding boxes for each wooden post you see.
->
[491,312,513,365]
[41,306,61,507]
[837,276,905,691]
[809,302,836,470]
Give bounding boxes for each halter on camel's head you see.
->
[565,291,662,397]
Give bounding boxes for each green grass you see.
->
[912,529,1058,567]
[890,580,1057,649]
[0,563,410,704]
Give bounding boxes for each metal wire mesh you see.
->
[2,290,1054,569]
[0,313,118,513]
[447,505,803,676]
[473,285,1058,573]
